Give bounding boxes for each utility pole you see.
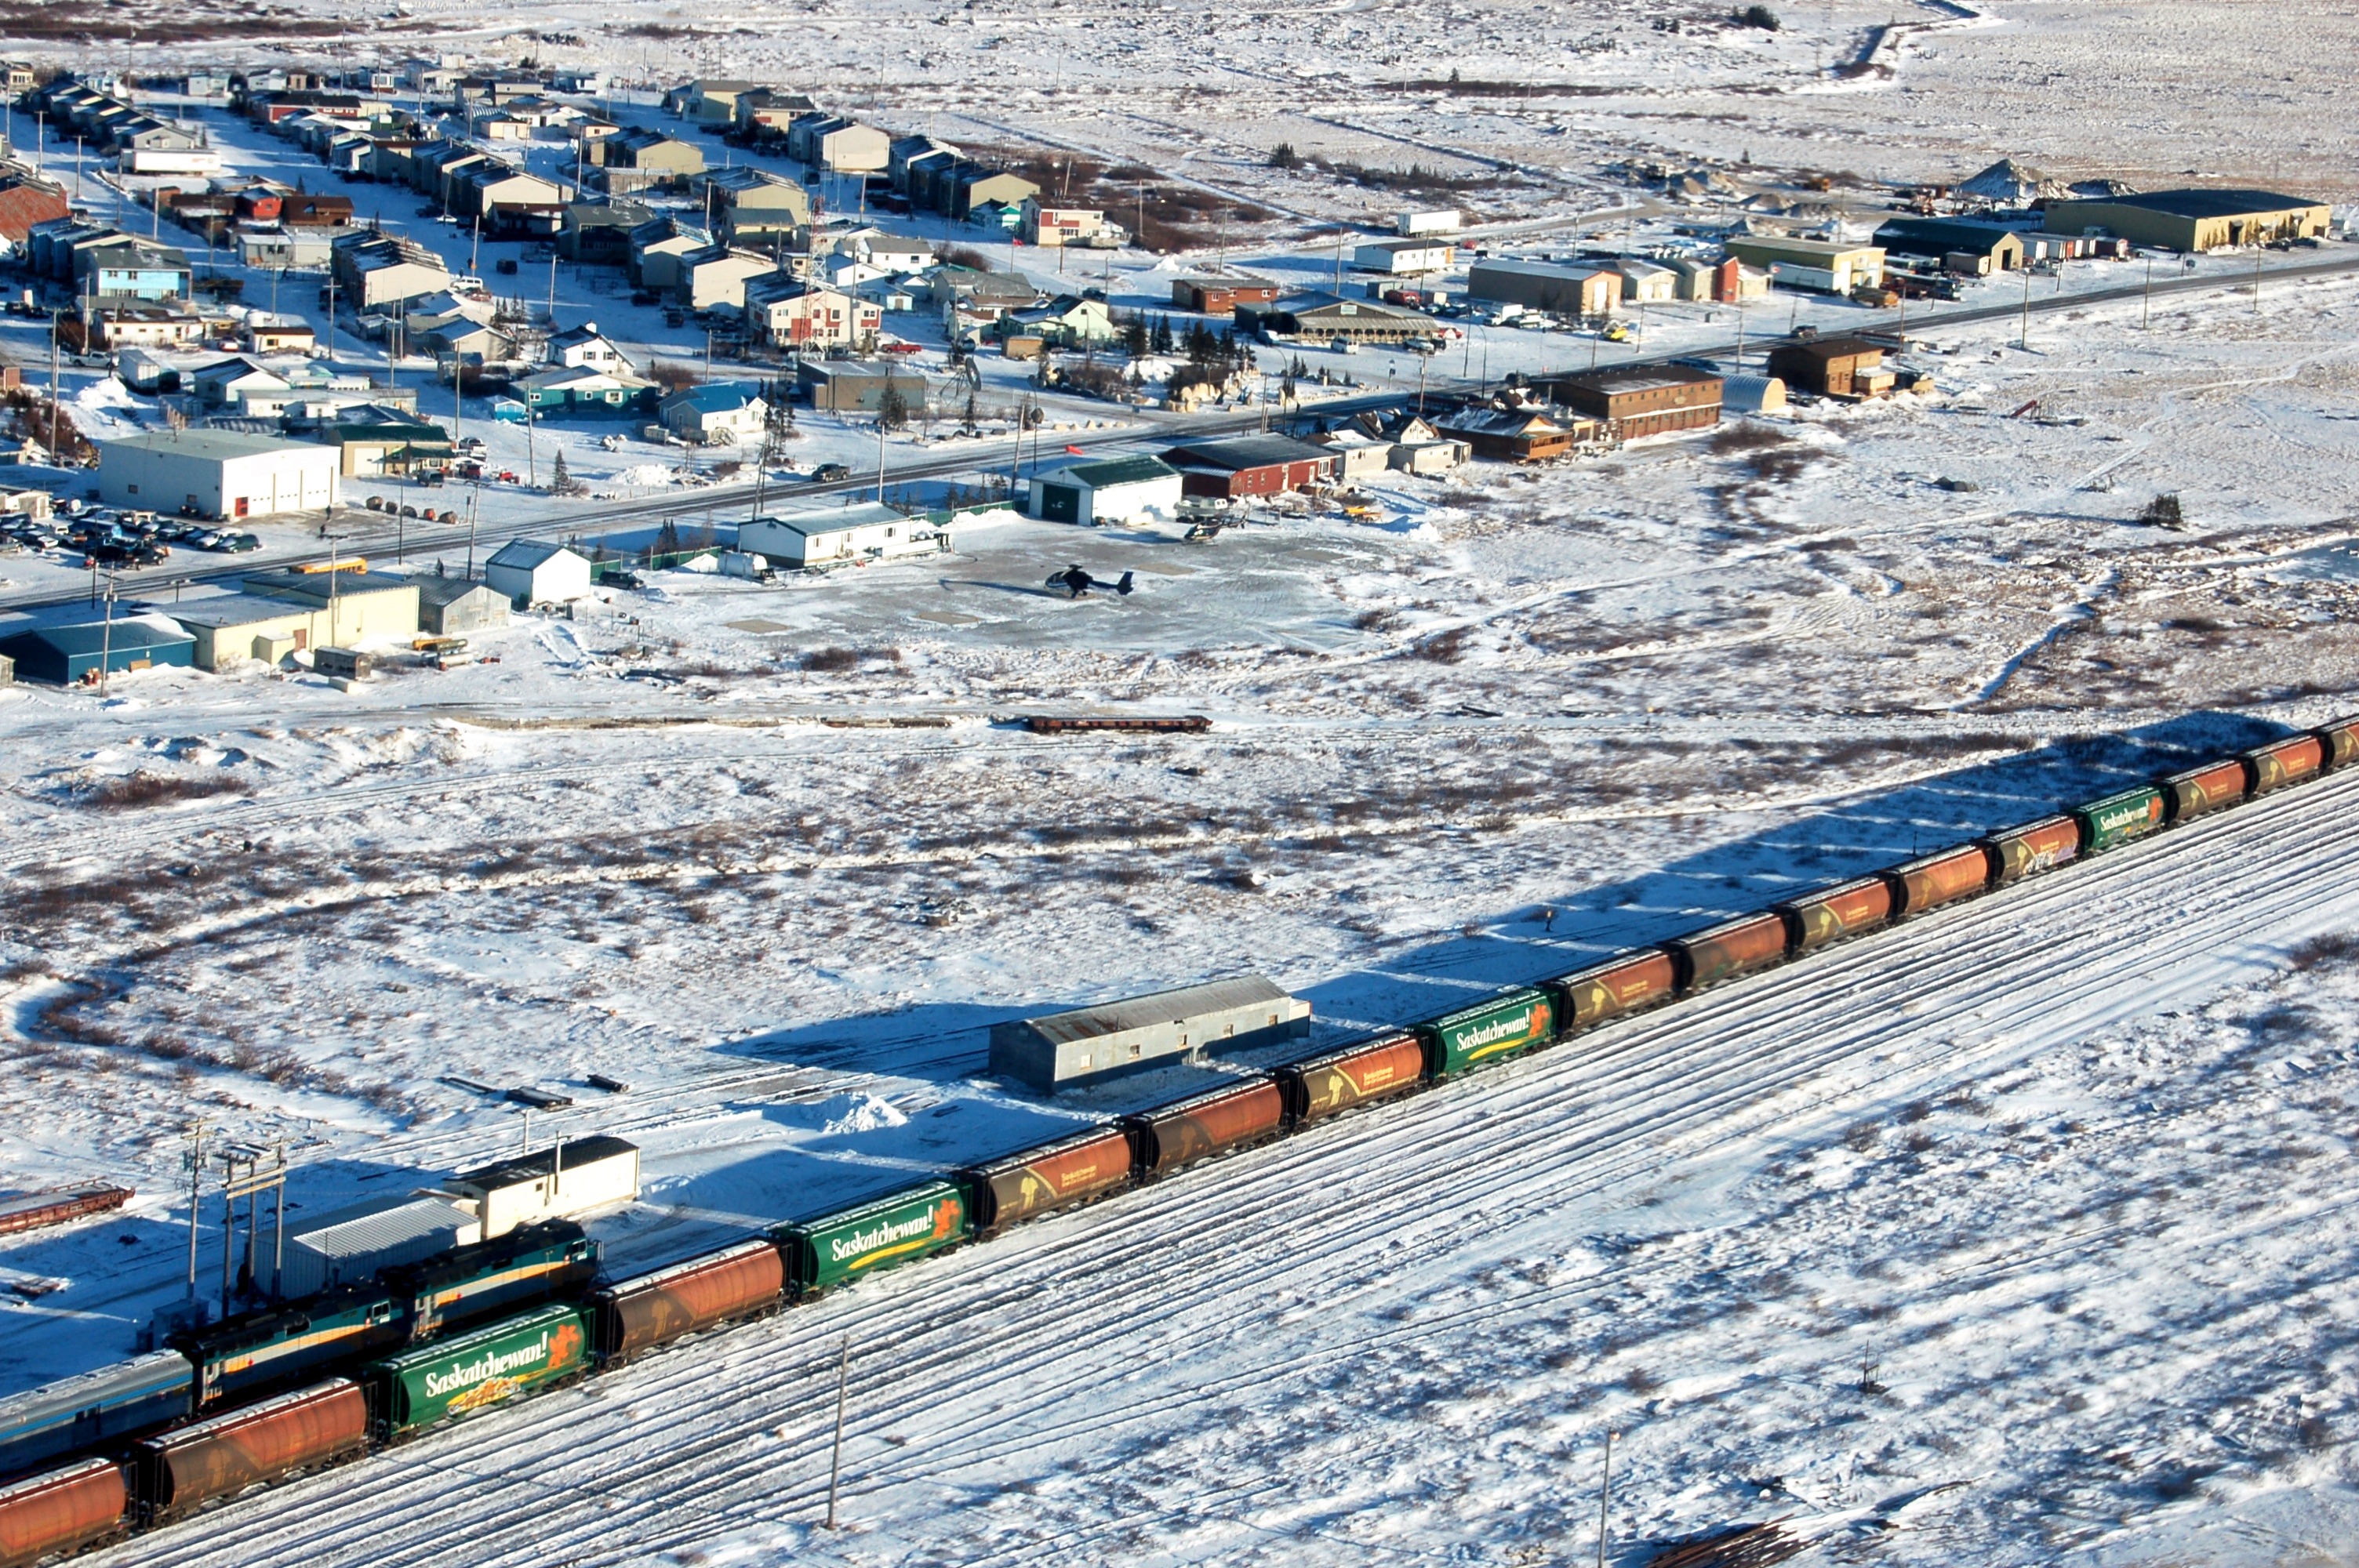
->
[2252,249,2263,313]
[48,310,61,459]
[2142,255,2154,329]
[1596,1429,1614,1568]
[183,1121,208,1312]
[824,1336,850,1529]
[2019,265,2030,350]
[547,252,558,321]
[325,270,337,361]
[96,568,116,696]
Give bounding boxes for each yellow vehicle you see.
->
[293,557,367,575]
[1600,321,1632,343]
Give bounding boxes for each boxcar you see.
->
[962,1127,1138,1234]
[2314,715,2359,771]
[1663,913,1790,992]
[0,1352,191,1485]
[1774,877,1894,953]
[589,1240,787,1363]
[1547,950,1678,1033]
[1122,1078,1288,1177]
[776,1182,971,1296]
[176,1287,403,1408]
[2159,760,2248,822]
[2074,785,2167,853]
[1982,815,2080,885]
[382,1219,599,1343]
[365,1305,590,1440]
[0,1459,126,1568]
[1881,843,1993,916]
[132,1377,366,1522]
[1416,988,1556,1080]
[1275,1034,1428,1127]
[2245,734,2326,794]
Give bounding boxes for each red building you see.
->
[235,188,284,223]
[1171,273,1281,317]
[1161,435,1336,498]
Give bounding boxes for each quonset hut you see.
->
[989,976,1311,1094]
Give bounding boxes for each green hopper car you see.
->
[365,1304,590,1439]
[776,1182,972,1296]
[1416,987,1557,1079]
[2074,785,2167,853]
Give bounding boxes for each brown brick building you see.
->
[1546,365,1723,438]
[1766,337,1896,400]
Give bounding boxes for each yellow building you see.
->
[171,571,423,669]
[2041,189,2331,252]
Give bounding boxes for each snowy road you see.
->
[104,756,2359,1566]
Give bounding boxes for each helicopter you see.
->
[1049,564,1135,600]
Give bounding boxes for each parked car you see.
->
[808,463,850,483]
[216,532,260,553]
[496,259,519,275]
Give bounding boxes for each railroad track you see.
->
[105,754,2359,1566]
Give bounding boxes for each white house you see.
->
[99,430,340,521]
[545,321,633,372]
[742,276,878,349]
[658,383,769,445]
[738,503,947,569]
[1028,455,1185,527]
[484,539,593,604]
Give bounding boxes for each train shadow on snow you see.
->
[714,708,2312,1094]
[1292,706,2312,1035]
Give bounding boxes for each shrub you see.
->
[1736,4,1780,28]
[2138,492,2185,529]
[78,772,251,810]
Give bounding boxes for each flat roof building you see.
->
[99,430,339,521]
[1466,259,1621,318]
[1767,336,1896,400]
[2040,188,2330,252]
[0,616,194,684]
[449,1136,641,1241]
[1544,365,1723,439]
[1721,236,1885,295]
[988,975,1312,1093]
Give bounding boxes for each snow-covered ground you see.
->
[3,0,2357,1558]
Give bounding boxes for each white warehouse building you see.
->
[99,430,340,522]
[1028,455,1184,527]
[484,540,594,606]
[738,503,947,570]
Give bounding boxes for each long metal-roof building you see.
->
[989,976,1312,1094]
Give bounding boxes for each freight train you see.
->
[2,716,2354,1566]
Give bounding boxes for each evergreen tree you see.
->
[1152,315,1174,355]
[550,449,573,493]
[878,386,911,430]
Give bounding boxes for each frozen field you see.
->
[2,257,2358,1559]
